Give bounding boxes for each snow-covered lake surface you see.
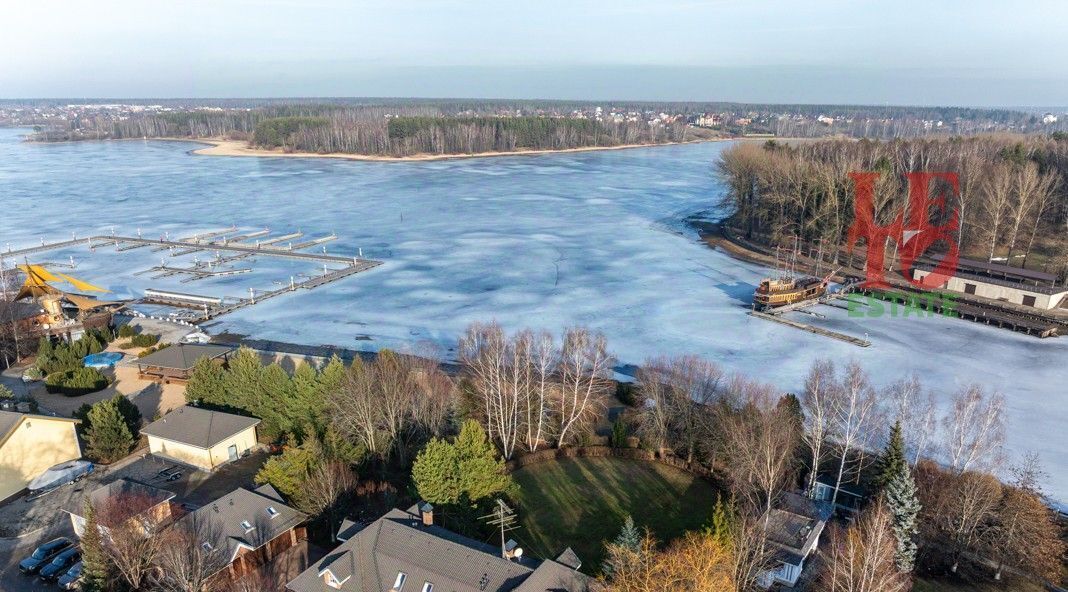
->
[1,128,1065,503]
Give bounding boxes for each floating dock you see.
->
[749,310,871,347]
[4,227,384,325]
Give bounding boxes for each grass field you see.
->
[510,456,721,574]
[914,576,1047,592]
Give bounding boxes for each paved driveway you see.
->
[0,451,269,592]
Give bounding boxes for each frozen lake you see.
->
[1,128,1065,502]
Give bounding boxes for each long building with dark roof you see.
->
[287,504,589,592]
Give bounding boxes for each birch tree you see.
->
[801,359,838,497]
[829,362,881,506]
[553,327,613,447]
[942,385,1005,475]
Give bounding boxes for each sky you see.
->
[1,0,1066,106]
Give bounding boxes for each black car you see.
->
[57,561,83,590]
[17,537,73,574]
[39,546,81,581]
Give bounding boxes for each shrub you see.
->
[44,367,110,396]
[129,333,159,348]
[22,366,44,381]
[610,416,629,448]
[615,381,639,407]
[0,385,14,400]
[117,324,136,338]
[138,342,170,358]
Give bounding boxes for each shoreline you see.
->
[185,137,728,162]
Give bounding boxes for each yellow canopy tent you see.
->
[14,264,111,302]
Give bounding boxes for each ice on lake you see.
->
[1,128,1065,503]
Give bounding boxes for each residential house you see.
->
[64,478,176,537]
[178,484,308,589]
[811,477,865,513]
[286,503,589,592]
[136,342,234,384]
[758,492,832,589]
[141,405,260,471]
[0,411,81,502]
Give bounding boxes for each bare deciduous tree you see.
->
[829,362,881,506]
[820,501,910,592]
[153,513,228,592]
[554,327,613,447]
[801,359,838,496]
[96,492,169,591]
[942,384,1005,475]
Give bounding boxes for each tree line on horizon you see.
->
[716,134,1068,278]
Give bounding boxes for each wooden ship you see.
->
[753,275,830,311]
[752,242,834,312]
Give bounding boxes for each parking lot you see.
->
[0,451,268,592]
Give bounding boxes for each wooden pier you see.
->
[4,228,384,324]
[750,310,871,347]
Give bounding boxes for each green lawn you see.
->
[914,576,1047,592]
[510,456,721,574]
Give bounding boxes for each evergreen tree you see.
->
[602,515,642,576]
[291,362,324,433]
[775,393,804,436]
[412,420,511,506]
[876,421,908,489]
[80,502,110,592]
[86,396,135,463]
[259,363,294,438]
[255,435,320,502]
[454,420,512,501]
[412,436,462,504]
[185,357,227,405]
[884,465,921,573]
[223,347,263,412]
[708,495,735,549]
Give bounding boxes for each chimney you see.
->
[420,502,434,527]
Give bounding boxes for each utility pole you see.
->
[480,499,519,559]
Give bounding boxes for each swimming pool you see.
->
[83,352,123,368]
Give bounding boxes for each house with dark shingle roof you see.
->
[136,342,234,384]
[142,405,260,471]
[757,492,832,589]
[176,484,308,589]
[286,504,589,592]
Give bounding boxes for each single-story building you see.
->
[811,476,866,512]
[65,478,176,537]
[758,492,832,589]
[0,411,82,503]
[142,405,260,471]
[136,342,235,384]
[178,484,308,589]
[287,503,589,592]
[913,255,1068,310]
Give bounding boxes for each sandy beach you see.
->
[187,137,728,162]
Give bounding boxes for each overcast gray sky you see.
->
[2,0,1066,105]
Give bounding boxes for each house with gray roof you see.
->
[757,492,832,589]
[136,342,235,384]
[287,504,589,592]
[141,405,260,471]
[175,484,308,589]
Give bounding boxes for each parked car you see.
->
[57,562,83,590]
[17,537,73,574]
[39,546,81,581]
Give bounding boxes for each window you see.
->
[421,583,434,592]
[964,283,976,295]
[266,506,279,518]
[241,520,253,532]
[1022,295,1037,307]
[393,572,407,590]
